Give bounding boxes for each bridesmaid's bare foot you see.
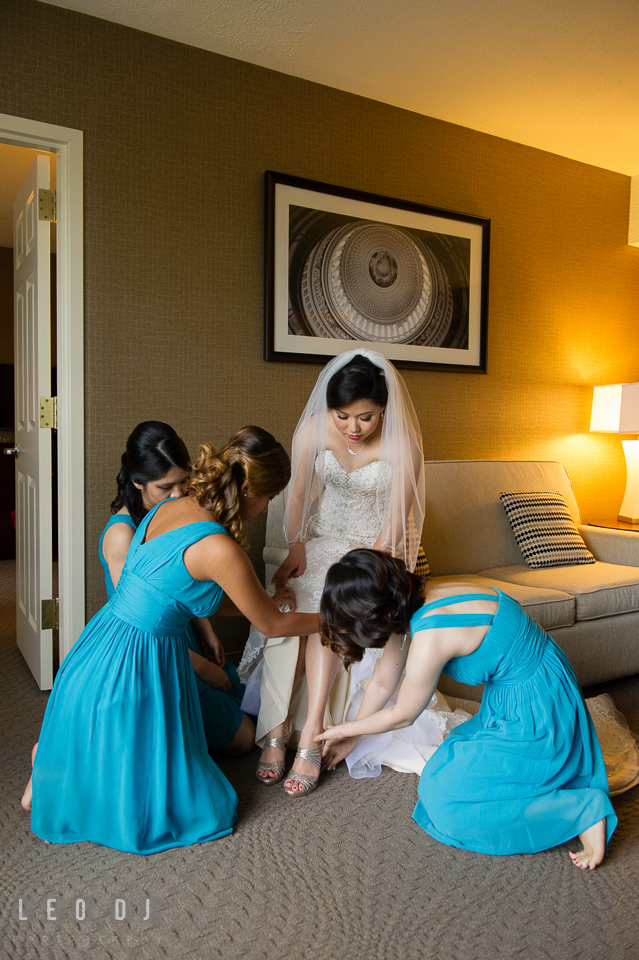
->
[569,819,606,870]
[21,743,38,811]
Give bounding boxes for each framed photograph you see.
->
[265,171,490,372]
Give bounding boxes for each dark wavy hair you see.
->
[320,549,426,666]
[187,426,290,549]
[326,355,389,410]
[110,421,190,526]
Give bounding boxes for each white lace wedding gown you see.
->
[240,450,476,775]
[240,450,639,791]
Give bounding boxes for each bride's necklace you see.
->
[346,435,368,457]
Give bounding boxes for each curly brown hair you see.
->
[319,549,426,665]
[187,426,290,548]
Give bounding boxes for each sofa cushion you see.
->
[479,562,639,622]
[422,461,582,576]
[428,574,575,631]
[499,491,595,568]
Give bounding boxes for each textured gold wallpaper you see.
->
[2,0,639,641]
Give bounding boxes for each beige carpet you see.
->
[1,558,638,960]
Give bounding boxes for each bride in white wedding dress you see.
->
[240,350,472,795]
[240,349,639,799]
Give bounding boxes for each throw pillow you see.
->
[499,491,595,569]
[415,544,431,580]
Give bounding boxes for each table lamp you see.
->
[590,382,639,523]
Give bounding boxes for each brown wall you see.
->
[2,1,639,641]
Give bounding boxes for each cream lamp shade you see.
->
[590,382,639,523]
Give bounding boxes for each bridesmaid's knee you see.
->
[223,714,256,757]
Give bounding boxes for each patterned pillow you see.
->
[499,491,595,569]
[414,544,431,580]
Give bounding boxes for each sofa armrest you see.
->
[579,524,639,567]
[263,545,289,569]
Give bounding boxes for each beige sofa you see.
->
[263,460,639,693]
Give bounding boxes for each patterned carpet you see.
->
[1,558,638,960]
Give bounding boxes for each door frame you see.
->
[1,113,84,661]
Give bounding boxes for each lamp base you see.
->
[618,512,639,524]
[618,439,639,525]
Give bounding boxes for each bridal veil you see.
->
[284,348,425,571]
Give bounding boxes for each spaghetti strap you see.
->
[413,592,498,631]
[419,592,499,613]
[413,613,496,630]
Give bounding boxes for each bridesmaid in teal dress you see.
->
[100,421,251,756]
[317,549,617,871]
[23,427,316,854]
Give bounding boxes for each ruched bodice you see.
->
[410,589,617,856]
[123,514,227,620]
[109,569,204,634]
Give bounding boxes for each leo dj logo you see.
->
[12,896,163,924]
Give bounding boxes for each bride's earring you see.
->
[400,633,407,650]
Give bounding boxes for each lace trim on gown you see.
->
[586,693,639,796]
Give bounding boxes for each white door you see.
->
[14,154,54,690]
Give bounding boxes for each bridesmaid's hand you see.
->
[195,659,232,693]
[272,584,297,612]
[192,616,226,666]
[315,723,350,749]
[189,649,232,691]
[201,631,226,667]
[323,735,359,771]
[272,543,306,588]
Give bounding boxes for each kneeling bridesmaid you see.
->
[100,420,253,757]
[23,427,317,855]
[316,549,617,870]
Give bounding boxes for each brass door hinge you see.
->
[41,598,59,630]
[40,397,57,429]
[38,188,57,222]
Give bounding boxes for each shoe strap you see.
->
[294,746,322,769]
[264,733,289,751]
[285,769,318,788]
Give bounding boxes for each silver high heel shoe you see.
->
[283,745,322,797]
[256,720,292,786]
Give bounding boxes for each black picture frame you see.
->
[264,171,490,372]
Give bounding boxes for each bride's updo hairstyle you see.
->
[320,548,425,665]
[111,421,190,526]
[188,426,290,548]
[325,355,389,409]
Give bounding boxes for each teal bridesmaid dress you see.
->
[99,514,245,754]
[411,591,617,856]
[31,504,238,854]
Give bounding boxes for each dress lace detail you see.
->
[586,693,639,796]
[239,452,392,684]
[240,451,472,777]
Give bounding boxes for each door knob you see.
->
[3,446,18,457]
